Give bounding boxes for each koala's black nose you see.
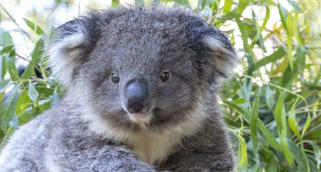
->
[125,81,149,113]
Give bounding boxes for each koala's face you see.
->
[50,8,236,131]
[83,19,199,129]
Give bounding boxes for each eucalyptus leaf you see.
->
[0,86,20,129]
[28,81,39,103]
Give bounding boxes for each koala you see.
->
[0,7,237,172]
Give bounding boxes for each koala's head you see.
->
[50,7,236,132]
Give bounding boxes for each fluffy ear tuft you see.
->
[49,33,85,86]
[200,35,237,79]
[49,14,100,87]
[187,17,237,84]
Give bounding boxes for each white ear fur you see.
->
[201,36,237,78]
[49,33,85,86]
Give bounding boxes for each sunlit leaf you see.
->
[112,0,119,7]
[28,81,39,103]
[0,85,20,129]
[0,29,13,46]
[0,79,10,92]
[16,90,30,115]
[274,92,293,164]
[288,98,301,139]
[251,46,286,71]
[278,3,289,32]
[24,18,45,35]
[7,51,19,81]
[302,113,311,137]
[223,0,233,13]
[21,38,44,79]
[280,46,308,88]
[237,134,247,168]
[236,0,248,15]
[287,0,302,13]
[51,87,60,107]
[285,12,298,69]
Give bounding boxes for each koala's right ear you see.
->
[49,13,100,87]
[187,17,237,84]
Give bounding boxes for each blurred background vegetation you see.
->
[0,0,320,171]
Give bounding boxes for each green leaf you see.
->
[0,29,13,46]
[280,46,308,88]
[234,16,255,76]
[0,79,10,92]
[288,98,301,139]
[251,46,286,71]
[274,92,293,164]
[0,45,14,54]
[236,0,248,15]
[265,85,275,111]
[16,90,31,115]
[112,0,119,8]
[7,51,19,81]
[237,134,248,168]
[287,0,302,12]
[0,54,8,79]
[259,6,270,33]
[31,39,44,63]
[209,0,220,12]
[28,81,39,102]
[0,91,4,105]
[266,158,278,172]
[223,0,233,13]
[235,16,250,53]
[24,18,45,35]
[302,113,311,137]
[257,120,281,151]
[51,87,60,107]
[250,88,260,150]
[223,100,249,122]
[35,86,54,96]
[135,0,144,5]
[0,85,20,129]
[278,3,289,32]
[274,92,286,134]
[304,140,321,168]
[288,140,310,172]
[286,12,294,69]
[232,98,246,105]
[292,13,302,46]
[21,38,44,79]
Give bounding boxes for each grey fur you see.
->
[0,7,237,172]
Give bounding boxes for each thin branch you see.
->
[16,53,31,62]
[0,3,34,42]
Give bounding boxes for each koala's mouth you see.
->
[111,106,191,131]
[127,112,152,124]
[125,105,171,127]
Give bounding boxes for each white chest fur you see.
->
[127,128,182,165]
[82,103,207,165]
[128,111,206,164]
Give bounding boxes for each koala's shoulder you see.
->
[0,110,54,170]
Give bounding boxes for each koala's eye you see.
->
[111,72,120,83]
[160,70,170,82]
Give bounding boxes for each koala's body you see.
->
[0,7,237,172]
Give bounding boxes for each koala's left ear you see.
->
[187,18,238,83]
[49,12,100,87]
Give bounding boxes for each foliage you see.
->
[0,0,320,171]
